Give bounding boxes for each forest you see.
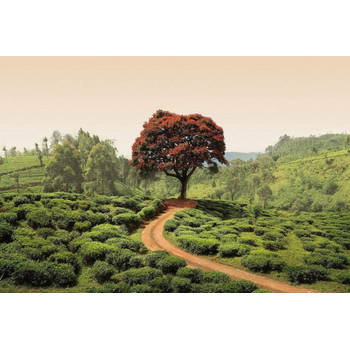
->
[1,118,350,292]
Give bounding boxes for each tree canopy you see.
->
[130,110,227,199]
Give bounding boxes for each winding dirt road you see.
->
[142,205,315,293]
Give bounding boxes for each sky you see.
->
[0,56,350,157]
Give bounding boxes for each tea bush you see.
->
[92,261,115,284]
[170,276,192,292]
[242,250,286,272]
[336,271,350,285]
[286,265,329,283]
[156,256,186,274]
[177,236,219,255]
[112,213,142,232]
[80,242,116,265]
[48,251,81,273]
[0,222,14,243]
[218,243,250,257]
[118,267,162,286]
[27,208,52,229]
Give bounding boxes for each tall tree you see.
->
[257,184,273,208]
[35,143,43,167]
[44,141,83,192]
[77,128,100,168]
[130,110,227,199]
[2,146,7,158]
[84,141,118,194]
[42,137,49,156]
[50,130,62,151]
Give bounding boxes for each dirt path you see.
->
[142,206,316,293]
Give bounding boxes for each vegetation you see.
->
[164,200,350,292]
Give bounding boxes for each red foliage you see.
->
[130,110,227,178]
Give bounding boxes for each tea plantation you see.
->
[0,193,259,293]
[164,200,350,292]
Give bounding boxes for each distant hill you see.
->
[225,152,259,161]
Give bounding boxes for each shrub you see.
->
[177,236,219,255]
[83,224,124,242]
[197,280,258,293]
[12,260,53,287]
[171,276,192,292]
[47,229,73,246]
[106,249,134,271]
[242,251,286,272]
[112,213,142,232]
[238,237,258,246]
[164,219,179,232]
[92,261,115,283]
[69,237,93,253]
[27,209,52,229]
[138,206,156,220]
[156,256,186,274]
[80,242,116,265]
[36,227,55,239]
[201,271,231,284]
[0,254,28,279]
[218,243,250,257]
[130,284,153,293]
[129,255,144,268]
[118,267,162,286]
[49,263,77,287]
[0,211,18,225]
[143,251,170,268]
[304,251,348,269]
[234,223,254,232]
[149,275,173,292]
[114,207,133,215]
[0,222,14,243]
[303,242,317,252]
[336,271,350,285]
[176,267,202,283]
[262,240,286,251]
[48,251,81,273]
[114,238,144,253]
[286,265,329,284]
[73,221,92,233]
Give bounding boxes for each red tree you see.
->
[130,110,227,199]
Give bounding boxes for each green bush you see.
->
[237,237,258,246]
[114,207,133,215]
[83,224,124,242]
[0,211,18,225]
[130,284,153,293]
[201,271,231,284]
[149,275,173,292]
[242,250,286,272]
[0,222,14,243]
[138,206,156,220]
[143,251,170,268]
[193,280,258,293]
[69,237,93,253]
[286,265,329,284]
[164,219,179,232]
[49,263,77,287]
[12,260,53,287]
[27,208,52,229]
[336,271,350,285]
[177,236,219,255]
[112,213,142,232]
[47,229,73,246]
[92,261,115,283]
[234,223,254,232]
[304,250,348,269]
[48,251,81,273]
[218,243,251,257]
[176,267,203,283]
[118,267,162,286]
[73,221,92,233]
[0,254,28,279]
[171,276,192,292]
[80,242,116,265]
[106,249,135,271]
[262,239,286,251]
[156,256,186,274]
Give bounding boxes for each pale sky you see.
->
[0,57,349,157]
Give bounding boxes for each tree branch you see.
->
[163,170,179,179]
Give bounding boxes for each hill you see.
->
[225,152,259,161]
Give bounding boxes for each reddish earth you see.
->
[142,200,316,293]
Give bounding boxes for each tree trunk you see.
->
[179,178,188,200]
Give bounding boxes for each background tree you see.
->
[257,184,273,208]
[2,146,7,158]
[84,141,118,195]
[77,128,100,168]
[130,110,227,199]
[35,143,43,167]
[44,141,83,192]
[42,137,49,156]
[50,130,62,151]
[8,146,17,157]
